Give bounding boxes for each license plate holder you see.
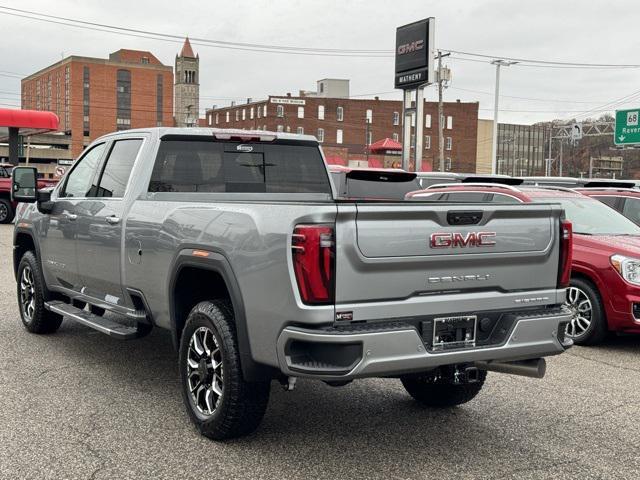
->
[432,315,477,351]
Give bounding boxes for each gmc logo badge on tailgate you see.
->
[430,232,496,248]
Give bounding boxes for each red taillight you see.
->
[292,225,335,304]
[558,219,573,288]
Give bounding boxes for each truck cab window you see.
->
[93,139,142,198]
[61,143,106,198]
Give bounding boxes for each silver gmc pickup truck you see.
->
[11,128,573,440]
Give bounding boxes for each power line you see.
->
[4,5,640,68]
[0,7,392,58]
[446,49,640,69]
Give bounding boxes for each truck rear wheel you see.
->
[178,300,270,440]
[17,251,63,334]
[401,368,486,407]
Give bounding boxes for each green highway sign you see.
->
[615,108,640,145]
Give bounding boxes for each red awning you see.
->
[368,137,402,153]
[325,155,347,166]
[0,109,59,135]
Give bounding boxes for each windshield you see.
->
[551,197,640,236]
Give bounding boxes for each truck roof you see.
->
[93,127,320,144]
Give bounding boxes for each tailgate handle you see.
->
[447,211,483,225]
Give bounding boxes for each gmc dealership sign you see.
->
[395,18,435,89]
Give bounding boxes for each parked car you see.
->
[520,176,635,189]
[577,186,640,225]
[0,163,57,224]
[11,128,573,440]
[416,171,517,188]
[328,165,421,199]
[408,183,640,344]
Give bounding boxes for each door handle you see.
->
[66,213,77,221]
[106,215,121,225]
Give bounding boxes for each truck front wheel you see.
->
[17,251,63,334]
[400,368,487,407]
[178,300,271,440]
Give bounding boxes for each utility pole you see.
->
[490,59,518,174]
[546,123,553,176]
[365,119,371,164]
[436,51,450,172]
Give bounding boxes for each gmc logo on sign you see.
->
[397,40,424,55]
[430,232,497,248]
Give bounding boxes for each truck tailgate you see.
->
[335,202,562,303]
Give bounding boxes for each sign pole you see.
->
[415,86,425,172]
[401,89,414,171]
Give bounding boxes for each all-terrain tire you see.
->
[0,198,14,224]
[179,300,270,440]
[401,370,487,407]
[17,251,63,334]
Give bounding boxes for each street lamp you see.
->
[490,59,518,174]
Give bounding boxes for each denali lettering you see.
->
[428,274,491,284]
[430,232,497,248]
[397,40,424,55]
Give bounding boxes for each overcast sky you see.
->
[1,0,639,125]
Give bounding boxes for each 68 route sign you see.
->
[615,108,640,145]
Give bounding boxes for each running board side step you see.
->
[45,300,139,339]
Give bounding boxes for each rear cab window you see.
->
[148,138,331,194]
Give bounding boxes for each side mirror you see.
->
[11,167,38,203]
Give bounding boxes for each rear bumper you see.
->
[276,307,573,381]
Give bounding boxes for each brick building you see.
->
[21,48,174,157]
[204,80,479,172]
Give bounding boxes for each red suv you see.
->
[408,184,640,345]
[576,187,640,225]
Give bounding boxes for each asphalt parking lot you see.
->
[0,224,639,480]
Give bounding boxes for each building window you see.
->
[286,126,291,133]
[366,109,373,124]
[257,107,261,119]
[215,113,219,125]
[445,157,452,171]
[156,74,163,127]
[336,129,343,144]
[440,114,445,128]
[116,69,131,131]
[235,110,240,121]
[392,133,399,142]
[277,125,284,132]
[317,128,324,142]
[242,109,246,121]
[263,105,267,117]
[447,115,453,129]
[142,56,149,64]
[319,82,324,93]
[318,105,325,120]
[208,115,212,126]
[277,105,284,118]
[226,111,230,123]
[446,137,452,150]
[366,130,372,145]
[297,126,304,135]
[393,111,400,126]
[298,106,304,119]
[425,114,432,128]
[424,135,431,149]
[337,106,344,122]
[83,66,90,135]
[263,124,267,131]
[250,107,254,119]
